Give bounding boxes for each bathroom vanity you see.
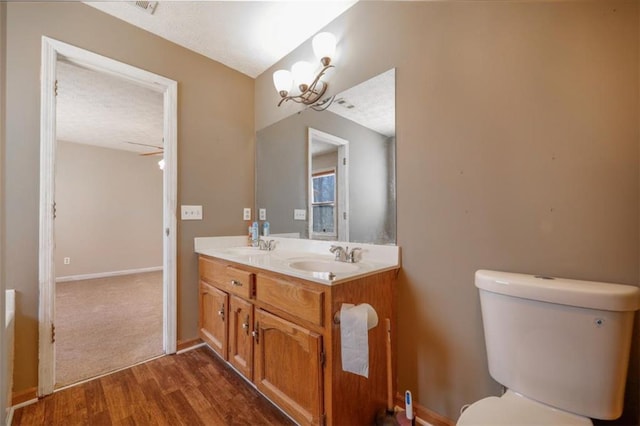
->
[195,236,400,426]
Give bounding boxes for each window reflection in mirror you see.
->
[311,170,336,236]
[256,68,396,245]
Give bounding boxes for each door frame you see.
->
[308,128,349,241]
[38,36,178,396]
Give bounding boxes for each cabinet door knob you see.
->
[217,303,225,321]
[251,329,259,343]
[231,279,243,287]
[242,314,250,334]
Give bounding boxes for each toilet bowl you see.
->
[457,270,640,426]
[457,390,592,426]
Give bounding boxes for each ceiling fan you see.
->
[124,141,164,156]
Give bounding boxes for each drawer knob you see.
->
[231,279,243,287]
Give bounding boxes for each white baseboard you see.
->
[6,406,14,426]
[56,266,163,283]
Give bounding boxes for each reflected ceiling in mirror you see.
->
[256,68,396,245]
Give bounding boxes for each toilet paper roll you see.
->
[340,303,378,378]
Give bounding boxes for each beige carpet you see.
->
[55,270,163,388]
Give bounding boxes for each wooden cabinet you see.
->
[254,308,324,426]
[228,295,253,380]
[198,254,397,426]
[198,281,228,359]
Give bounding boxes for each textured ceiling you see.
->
[85,1,358,78]
[327,68,395,137]
[56,60,164,154]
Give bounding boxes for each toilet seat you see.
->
[456,390,592,426]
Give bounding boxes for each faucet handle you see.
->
[329,245,346,261]
[347,247,362,263]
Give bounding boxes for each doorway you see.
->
[307,128,349,241]
[38,37,177,396]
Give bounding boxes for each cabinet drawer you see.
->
[199,256,254,299]
[199,256,226,284]
[223,266,254,299]
[256,275,324,326]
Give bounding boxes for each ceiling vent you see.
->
[335,98,355,109]
[130,1,158,15]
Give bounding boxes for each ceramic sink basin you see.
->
[224,247,269,256]
[288,260,359,273]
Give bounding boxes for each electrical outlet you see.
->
[181,205,203,220]
[243,208,252,221]
[63,257,71,265]
[259,208,266,221]
[294,209,306,220]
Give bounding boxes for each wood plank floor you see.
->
[12,346,295,425]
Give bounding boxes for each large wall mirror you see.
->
[256,68,396,245]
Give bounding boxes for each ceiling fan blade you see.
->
[125,141,163,150]
[140,150,164,156]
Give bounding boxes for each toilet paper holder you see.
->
[333,303,379,330]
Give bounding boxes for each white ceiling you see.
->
[85,1,357,78]
[58,1,395,155]
[56,59,164,154]
[327,68,395,137]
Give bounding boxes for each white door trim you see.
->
[307,128,349,241]
[38,36,178,396]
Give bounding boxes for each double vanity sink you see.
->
[194,235,400,284]
[226,246,360,274]
[193,235,400,425]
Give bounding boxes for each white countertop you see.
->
[194,236,401,285]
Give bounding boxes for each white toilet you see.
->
[457,269,640,426]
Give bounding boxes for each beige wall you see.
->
[55,141,163,277]
[5,3,254,392]
[0,1,7,420]
[256,1,640,423]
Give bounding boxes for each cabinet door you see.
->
[228,295,253,380]
[199,281,228,360]
[254,309,324,426]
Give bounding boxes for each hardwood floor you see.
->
[12,346,295,425]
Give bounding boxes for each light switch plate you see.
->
[243,208,251,221]
[259,208,266,221]
[294,209,306,220]
[181,205,203,220]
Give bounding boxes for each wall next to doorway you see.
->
[55,141,163,278]
[4,2,254,394]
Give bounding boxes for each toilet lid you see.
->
[457,391,592,426]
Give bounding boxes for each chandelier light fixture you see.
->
[273,32,336,110]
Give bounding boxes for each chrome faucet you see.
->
[347,247,362,263]
[258,239,276,251]
[330,245,347,262]
[330,245,361,263]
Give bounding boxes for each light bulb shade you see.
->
[312,32,336,63]
[273,69,293,96]
[292,61,314,90]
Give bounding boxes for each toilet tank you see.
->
[475,270,640,420]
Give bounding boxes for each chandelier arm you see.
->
[310,95,336,111]
[276,64,334,107]
[306,65,333,94]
